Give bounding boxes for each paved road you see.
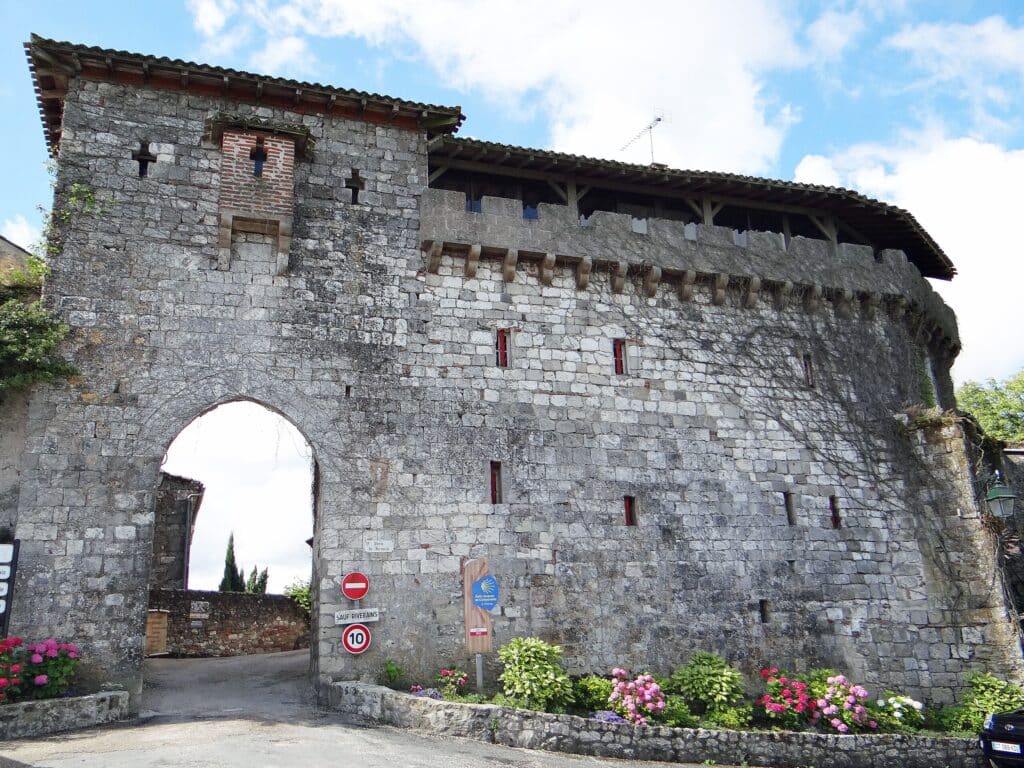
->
[0,651,756,768]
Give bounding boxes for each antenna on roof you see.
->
[620,111,664,165]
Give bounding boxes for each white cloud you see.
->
[185,0,238,37]
[1,214,40,252]
[794,130,1024,386]
[161,401,314,594]
[186,0,806,174]
[885,16,1024,136]
[806,8,866,61]
[248,35,316,77]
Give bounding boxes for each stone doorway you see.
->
[143,400,318,705]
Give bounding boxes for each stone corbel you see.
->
[643,265,662,298]
[775,280,793,310]
[743,276,761,308]
[712,273,729,306]
[679,270,697,302]
[611,260,628,294]
[804,284,823,312]
[424,240,443,273]
[863,292,881,319]
[502,249,518,282]
[576,257,592,290]
[539,253,556,286]
[217,212,233,271]
[891,296,908,319]
[465,244,481,278]
[835,288,854,318]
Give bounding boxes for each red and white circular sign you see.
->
[341,623,372,654]
[341,571,369,600]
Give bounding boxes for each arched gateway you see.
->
[7,35,1022,707]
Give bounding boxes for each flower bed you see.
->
[327,681,985,768]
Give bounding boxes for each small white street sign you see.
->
[334,607,380,625]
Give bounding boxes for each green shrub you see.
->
[670,652,744,714]
[0,299,75,393]
[957,672,1024,732]
[805,667,839,702]
[656,696,698,728]
[573,675,613,713]
[497,637,573,712]
[926,704,972,734]
[379,659,404,689]
[703,703,753,730]
[283,579,311,616]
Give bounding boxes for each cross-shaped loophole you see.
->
[345,169,365,204]
[132,141,157,178]
[250,138,268,177]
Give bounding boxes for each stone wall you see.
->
[10,64,1021,709]
[0,690,130,740]
[148,588,309,657]
[0,389,30,533]
[328,682,985,768]
[149,473,203,590]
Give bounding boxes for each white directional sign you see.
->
[334,607,380,625]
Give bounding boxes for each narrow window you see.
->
[250,137,268,177]
[802,353,815,388]
[783,492,796,526]
[344,385,352,398]
[624,495,637,526]
[490,461,503,504]
[345,169,365,204]
[132,141,157,177]
[613,339,627,376]
[465,192,482,213]
[495,329,509,368]
[759,600,770,623]
[829,496,841,529]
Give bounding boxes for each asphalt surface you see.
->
[0,651,757,768]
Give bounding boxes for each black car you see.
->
[981,710,1024,766]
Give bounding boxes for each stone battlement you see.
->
[421,188,959,355]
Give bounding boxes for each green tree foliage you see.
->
[668,651,745,715]
[0,298,76,393]
[218,533,246,592]
[245,565,269,594]
[957,371,1024,442]
[284,578,311,616]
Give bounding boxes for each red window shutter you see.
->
[490,462,502,504]
[496,329,508,367]
[624,495,636,525]
[613,339,625,375]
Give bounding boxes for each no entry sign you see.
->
[341,571,369,601]
[341,623,372,654]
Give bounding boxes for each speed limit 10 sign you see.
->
[341,623,372,654]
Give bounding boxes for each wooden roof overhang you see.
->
[26,34,465,158]
[428,136,955,280]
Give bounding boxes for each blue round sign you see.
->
[471,575,500,611]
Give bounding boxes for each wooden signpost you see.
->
[463,558,495,653]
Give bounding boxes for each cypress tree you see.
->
[219,533,245,592]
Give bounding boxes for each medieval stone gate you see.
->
[7,35,1023,707]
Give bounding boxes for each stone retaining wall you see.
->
[327,682,984,768]
[0,690,129,740]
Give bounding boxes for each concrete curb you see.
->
[327,681,985,768]
[0,690,131,741]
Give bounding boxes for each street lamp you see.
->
[985,471,1017,519]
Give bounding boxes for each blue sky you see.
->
[4,2,1024,587]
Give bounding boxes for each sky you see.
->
[3,1,1024,586]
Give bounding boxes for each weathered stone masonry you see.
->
[8,35,1022,707]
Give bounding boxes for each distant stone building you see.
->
[6,34,1022,707]
[149,473,204,591]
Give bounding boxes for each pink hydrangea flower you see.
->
[30,653,43,664]
[33,675,48,686]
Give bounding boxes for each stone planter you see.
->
[0,690,130,740]
[327,682,985,768]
